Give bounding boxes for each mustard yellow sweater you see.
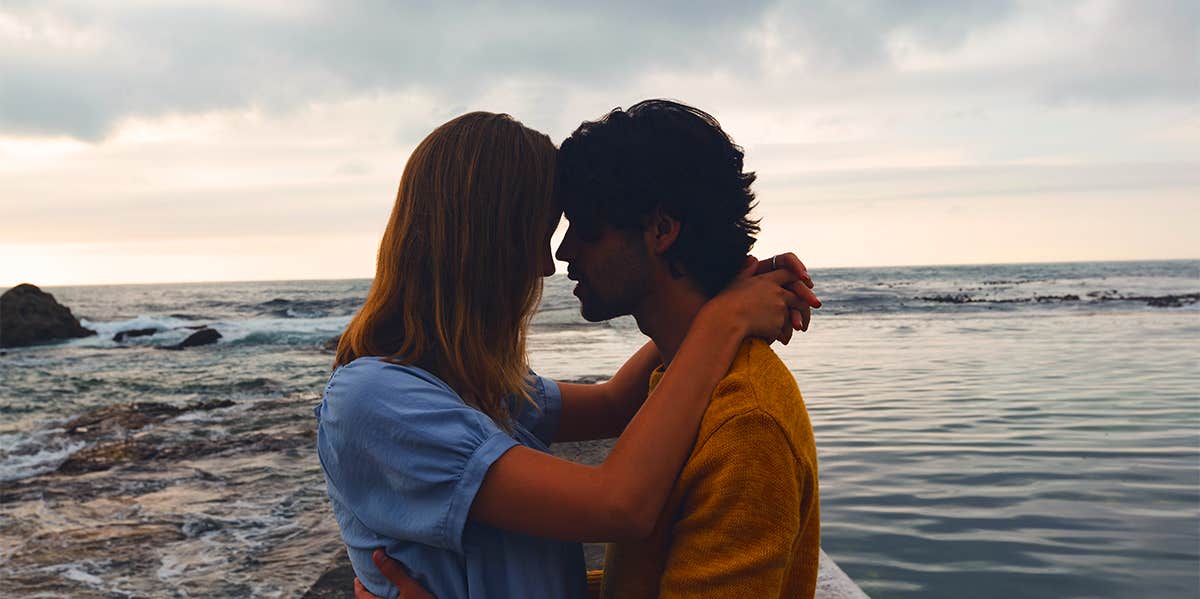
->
[601,339,820,599]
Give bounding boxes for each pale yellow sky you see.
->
[1,1,1197,287]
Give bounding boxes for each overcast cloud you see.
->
[4,0,1195,140]
[1,0,1197,284]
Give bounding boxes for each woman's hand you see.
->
[704,254,821,345]
[753,253,820,333]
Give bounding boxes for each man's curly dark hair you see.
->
[557,99,760,297]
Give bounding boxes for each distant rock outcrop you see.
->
[0,284,96,348]
[320,334,341,353]
[113,327,159,342]
[161,327,222,350]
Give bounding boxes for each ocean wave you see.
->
[0,428,84,482]
[218,316,349,346]
[80,315,196,340]
[256,297,361,319]
[66,315,351,350]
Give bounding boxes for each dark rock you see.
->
[0,283,96,348]
[321,334,341,352]
[561,374,611,385]
[161,327,222,350]
[1085,291,1199,308]
[302,549,356,599]
[64,399,235,438]
[1096,289,1121,299]
[3,520,186,589]
[113,327,159,342]
[55,397,297,475]
[58,438,162,473]
[57,429,312,474]
[916,293,975,304]
[919,293,1084,305]
[1144,293,1200,308]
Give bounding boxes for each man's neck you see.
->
[632,276,709,366]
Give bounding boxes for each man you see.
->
[362,99,820,598]
[556,99,820,599]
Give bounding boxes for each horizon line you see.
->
[6,257,1197,290]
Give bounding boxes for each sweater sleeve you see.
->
[657,409,807,599]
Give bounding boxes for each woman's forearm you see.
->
[553,341,660,442]
[469,307,748,541]
[469,267,800,541]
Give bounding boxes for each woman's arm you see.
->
[552,341,660,442]
[469,267,806,542]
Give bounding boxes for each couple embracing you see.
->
[316,99,822,599]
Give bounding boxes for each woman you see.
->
[316,111,815,599]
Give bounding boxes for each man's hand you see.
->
[352,549,436,599]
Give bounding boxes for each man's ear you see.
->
[645,207,681,256]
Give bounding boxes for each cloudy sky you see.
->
[1,0,1197,286]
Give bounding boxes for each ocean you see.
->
[1,260,1197,598]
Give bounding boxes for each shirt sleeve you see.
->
[657,409,815,599]
[510,374,563,446]
[317,360,518,554]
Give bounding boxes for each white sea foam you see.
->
[214,315,350,345]
[70,314,352,348]
[0,429,85,482]
[155,554,186,580]
[60,566,103,586]
[79,314,194,338]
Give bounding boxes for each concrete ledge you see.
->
[305,547,870,598]
[818,549,871,598]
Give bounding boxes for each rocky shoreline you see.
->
[0,391,614,597]
[0,393,340,597]
[915,291,1200,307]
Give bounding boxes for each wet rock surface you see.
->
[302,549,358,599]
[1,393,340,598]
[0,283,97,347]
[52,399,321,475]
[1130,293,1200,308]
[63,399,235,438]
[113,327,159,342]
[161,327,222,350]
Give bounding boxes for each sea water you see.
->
[1,260,1197,598]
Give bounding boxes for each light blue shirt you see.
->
[315,357,586,599]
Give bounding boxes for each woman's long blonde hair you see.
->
[336,112,557,427]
